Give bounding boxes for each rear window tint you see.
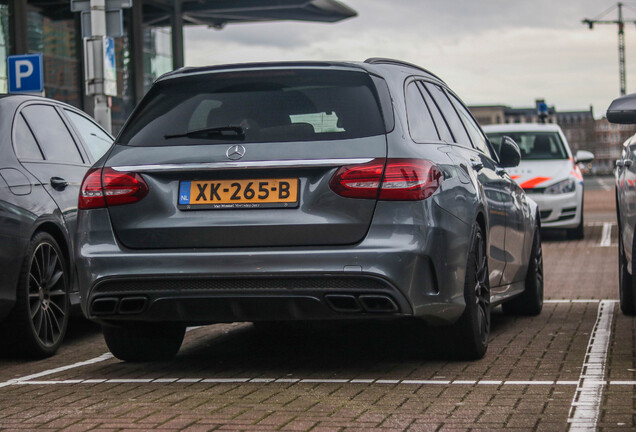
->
[21,105,84,164]
[13,114,44,160]
[119,69,386,146]
[405,81,439,142]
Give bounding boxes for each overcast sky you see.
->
[184,0,636,118]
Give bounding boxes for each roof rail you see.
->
[364,58,446,84]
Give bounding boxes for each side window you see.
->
[449,94,494,158]
[21,105,83,164]
[65,109,113,161]
[424,83,471,147]
[405,81,439,142]
[417,82,453,143]
[13,114,44,160]
[371,75,395,132]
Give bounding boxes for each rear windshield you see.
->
[118,69,386,146]
[486,131,568,160]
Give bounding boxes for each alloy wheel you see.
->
[28,241,67,347]
[474,231,490,344]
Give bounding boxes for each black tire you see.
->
[103,321,185,362]
[502,227,544,315]
[1,232,69,357]
[566,196,584,240]
[618,223,636,315]
[451,223,490,360]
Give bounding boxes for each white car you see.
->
[483,124,593,239]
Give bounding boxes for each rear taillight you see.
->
[79,167,149,210]
[329,158,385,199]
[329,158,442,201]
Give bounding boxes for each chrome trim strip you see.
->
[110,158,374,173]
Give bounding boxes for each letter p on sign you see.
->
[8,53,44,93]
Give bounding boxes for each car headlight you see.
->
[544,178,576,194]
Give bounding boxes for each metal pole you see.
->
[9,0,28,55]
[171,0,184,69]
[90,0,112,133]
[618,2,627,95]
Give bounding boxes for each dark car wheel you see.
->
[2,232,69,357]
[618,225,636,315]
[452,223,490,360]
[103,322,186,362]
[566,196,584,240]
[502,227,544,316]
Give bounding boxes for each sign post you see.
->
[8,53,44,94]
[71,0,132,133]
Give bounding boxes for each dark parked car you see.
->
[0,94,113,357]
[76,59,542,361]
[608,93,636,315]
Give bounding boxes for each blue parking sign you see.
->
[8,53,44,93]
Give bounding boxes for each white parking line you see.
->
[11,378,636,386]
[0,301,622,394]
[600,222,613,247]
[597,178,614,192]
[544,299,618,303]
[567,300,614,431]
[0,353,113,389]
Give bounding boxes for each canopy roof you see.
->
[29,0,356,27]
[148,0,356,28]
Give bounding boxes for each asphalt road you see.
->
[0,186,632,432]
[584,176,615,192]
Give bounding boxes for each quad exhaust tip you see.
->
[90,296,148,316]
[325,294,398,314]
[91,297,119,315]
[118,296,148,314]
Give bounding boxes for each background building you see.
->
[471,100,636,174]
[2,0,356,132]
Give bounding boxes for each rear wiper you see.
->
[164,125,245,140]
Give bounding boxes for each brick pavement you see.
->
[0,187,633,432]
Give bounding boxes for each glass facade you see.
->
[111,34,134,133]
[4,2,174,134]
[0,1,9,93]
[143,27,172,92]
[27,7,81,106]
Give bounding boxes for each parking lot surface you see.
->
[0,178,633,432]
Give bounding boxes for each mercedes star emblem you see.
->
[226,144,246,161]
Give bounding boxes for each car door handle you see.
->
[470,160,484,171]
[50,177,68,191]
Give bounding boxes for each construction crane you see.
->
[583,2,636,96]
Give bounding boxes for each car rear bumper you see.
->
[76,205,471,325]
[86,274,412,323]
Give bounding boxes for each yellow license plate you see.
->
[178,178,299,209]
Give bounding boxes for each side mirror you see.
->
[575,150,594,164]
[499,136,521,168]
[607,93,636,124]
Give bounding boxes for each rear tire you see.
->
[103,322,185,362]
[502,227,544,316]
[566,196,584,240]
[618,224,636,315]
[1,232,69,358]
[451,223,490,360]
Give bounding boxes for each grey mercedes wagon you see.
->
[76,59,543,361]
